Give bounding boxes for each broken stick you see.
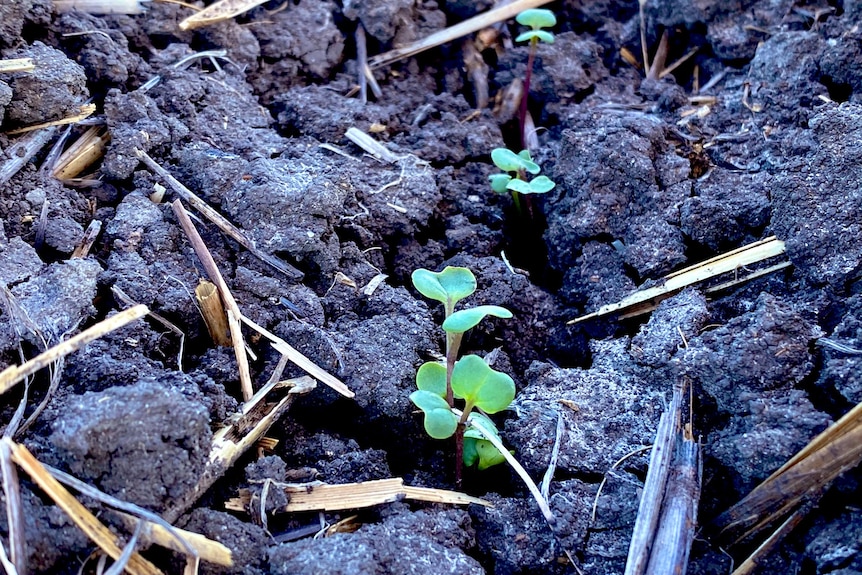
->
[162,376,316,523]
[135,148,303,281]
[172,200,254,401]
[6,439,162,575]
[570,236,788,324]
[0,304,149,396]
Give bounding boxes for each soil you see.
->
[1,0,861,574]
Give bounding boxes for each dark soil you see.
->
[1,0,862,573]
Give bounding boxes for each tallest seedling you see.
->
[515,8,556,148]
[410,266,514,486]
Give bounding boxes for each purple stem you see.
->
[446,331,463,486]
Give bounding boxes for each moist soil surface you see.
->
[1,1,862,574]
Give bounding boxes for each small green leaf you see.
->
[416,361,447,398]
[517,149,533,162]
[462,436,507,469]
[506,178,532,194]
[527,175,556,194]
[491,148,523,172]
[462,437,478,467]
[516,8,557,30]
[410,390,458,439]
[491,148,540,174]
[464,416,509,470]
[515,30,555,44]
[465,412,500,437]
[451,355,515,414]
[521,157,541,175]
[411,267,477,307]
[489,173,512,194]
[474,439,510,470]
[442,305,512,334]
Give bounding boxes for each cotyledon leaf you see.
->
[442,305,512,334]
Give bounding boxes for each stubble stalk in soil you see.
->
[0,304,149,396]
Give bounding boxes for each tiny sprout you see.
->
[412,266,477,316]
[515,9,557,44]
[489,147,556,212]
[513,8,557,149]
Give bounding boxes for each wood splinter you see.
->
[135,148,303,281]
[196,280,232,347]
[0,305,149,397]
[172,200,254,402]
[226,477,490,514]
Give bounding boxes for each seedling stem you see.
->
[514,8,556,149]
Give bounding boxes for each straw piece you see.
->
[53,0,148,14]
[730,507,809,575]
[0,304,149,396]
[463,39,489,109]
[239,314,354,398]
[569,236,787,324]
[162,376,316,524]
[644,439,701,575]
[713,398,862,545]
[172,200,253,401]
[344,127,403,164]
[5,104,97,135]
[0,58,35,73]
[179,0,269,30]
[134,148,303,280]
[0,127,57,187]
[7,439,162,575]
[625,391,680,574]
[114,512,233,567]
[356,25,369,103]
[265,478,489,512]
[195,280,231,347]
[0,440,25,574]
[624,386,701,575]
[368,0,554,69]
[52,126,110,180]
[400,484,491,507]
[71,220,102,259]
[104,520,144,575]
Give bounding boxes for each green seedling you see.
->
[489,147,555,213]
[409,266,514,483]
[514,8,556,148]
[410,267,562,545]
